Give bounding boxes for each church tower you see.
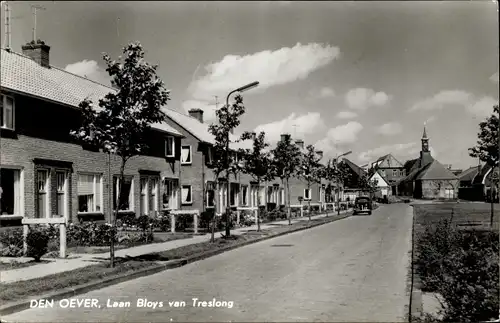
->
[419,123,433,167]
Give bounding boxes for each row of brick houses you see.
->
[0,41,335,226]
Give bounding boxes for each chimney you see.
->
[317,150,323,159]
[22,40,50,68]
[188,108,204,123]
[280,133,291,143]
[296,139,304,149]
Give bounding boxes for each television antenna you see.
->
[292,124,298,138]
[31,4,46,42]
[3,1,23,49]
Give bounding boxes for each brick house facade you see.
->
[0,44,183,226]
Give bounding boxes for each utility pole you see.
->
[31,4,46,42]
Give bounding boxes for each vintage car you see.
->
[353,196,372,215]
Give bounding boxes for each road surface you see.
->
[4,203,413,322]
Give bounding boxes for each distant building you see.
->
[338,158,368,201]
[458,164,499,202]
[368,154,406,196]
[397,126,459,199]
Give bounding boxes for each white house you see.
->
[369,170,391,198]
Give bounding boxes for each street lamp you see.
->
[224,81,259,237]
[335,150,352,215]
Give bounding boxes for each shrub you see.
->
[26,226,51,261]
[154,214,171,232]
[239,210,255,227]
[436,230,499,322]
[200,210,215,230]
[0,227,24,256]
[415,219,461,292]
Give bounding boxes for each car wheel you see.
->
[353,211,357,215]
[368,211,372,215]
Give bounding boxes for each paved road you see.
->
[4,204,413,322]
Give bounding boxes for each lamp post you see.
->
[335,150,352,215]
[224,81,259,237]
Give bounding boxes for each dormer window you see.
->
[0,94,15,130]
[165,136,175,157]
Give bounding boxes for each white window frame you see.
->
[163,178,179,210]
[36,169,50,218]
[280,188,285,205]
[77,173,104,214]
[259,186,266,206]
[392,169,398,177]
[241,185,249,206]
[0,94,15,130]
[150,177,158,215]
[230,183,239,207]
[304,188,311,201]
[140,176,159,216]
[0,166,24,218]
[55,170,69,219]
[114,176,134,212]
[181,185,193,205]
[206,181,216,208]
[218,182,228,211]
[181,145,193,165]
[250,185,258,207]
[165,136,175,158]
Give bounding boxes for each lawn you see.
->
[0,260,52,271]
[413,202,500,231]
[0,260,158,304]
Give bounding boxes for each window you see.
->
[380,169,386,176]
[206,181,215,208]
[230,183,239,206]
[140,178,148,215]
[400,170,405,177]
[241,185,248,206]
[55,171,67,217]
[165,136,175,157]
[267,186,273,203]
[149,178,158,215]
[163,178,179,210]
[219,183,228,209]
[36,169,49,218]
[445,188,454,199]
[181,185,192,204]
[113,176,133,211]
[304,188,311,200]
[259,186,266,205]
[251,185,258,207]
[78,173,103,213]
[280,188,285,205]
[206,146,213,164]
[0,95,15,130]
[181,146,192,165]
[392,169,398,177]
[0,168,21,216]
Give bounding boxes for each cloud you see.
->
[314,121,364,157]
[185,43,340,119]
[409,90,473,111]
[309,86,336,100]
[64,60,111,86]
[376,122,402,136]
[182,100,217,122]
[336,111,358,119]
[254,112,325,143]
[466,96,498,118]
[357,142,419,163]
[490,72,499,84]
[190,43,339,98]
[345,88,391,110]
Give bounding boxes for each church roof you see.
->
[415,160,459,180]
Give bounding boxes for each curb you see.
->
[0,212,350,316]
[408,205,424,322]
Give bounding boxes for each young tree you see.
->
[358,174,379,199]
[298,145,323,221]
[271,134,301,225]
[239,131,273,231]
[70,42,170,267]
[469,104,500,226]
[207,94,246,239]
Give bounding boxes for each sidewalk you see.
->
[1,211,348,284]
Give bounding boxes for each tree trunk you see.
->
[110,158,126,268]
[308,183,312,221]
[257,178,261,232]
[286,178,291,225]
[211,180,219,243]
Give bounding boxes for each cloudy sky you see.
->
[2,1,498,169]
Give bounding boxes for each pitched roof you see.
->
[415,160,459,180]
[1,48,182,137]
[459,166,480,182]
[341,158,367,177]
[372,153,404,169]
[163,108,253,150]
[370,170,389,186]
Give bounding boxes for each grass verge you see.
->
[0,260,51,271]
[0,260,158,304]
[0,214,347,305]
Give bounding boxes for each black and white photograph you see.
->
[0,1,499,322]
